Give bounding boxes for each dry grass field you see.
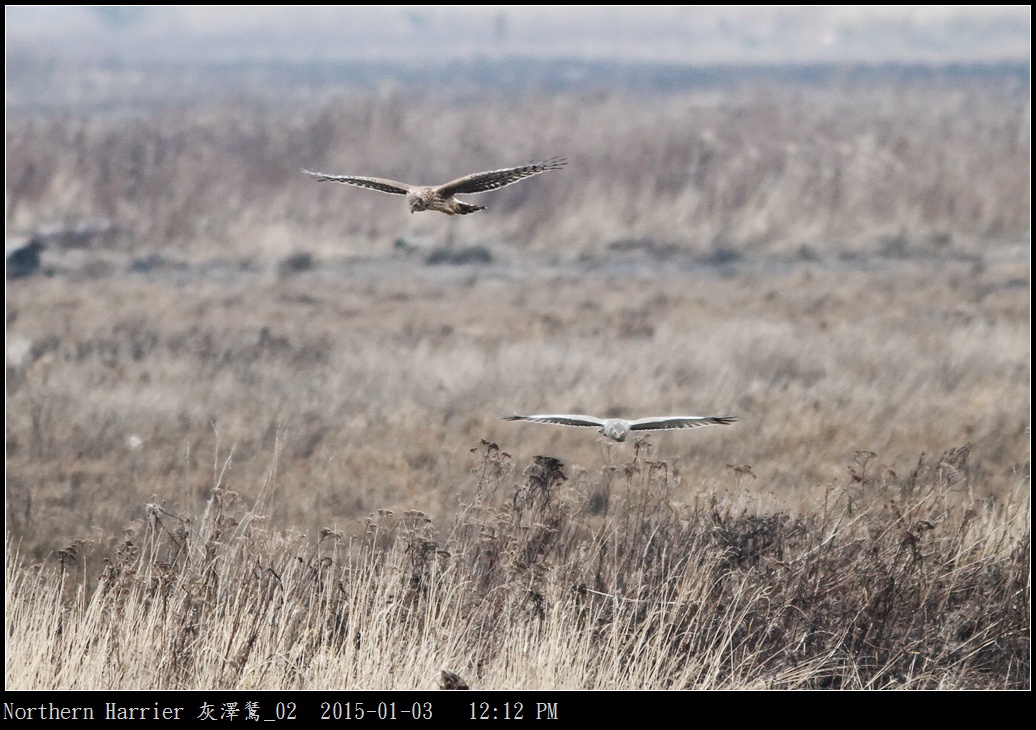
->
[5,70,1030,689]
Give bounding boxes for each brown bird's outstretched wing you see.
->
[438,157,566,196]
[301,169,413,196]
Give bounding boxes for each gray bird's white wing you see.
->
[627,416,737,432]
[503,414,606,429]
[439,157,566,196]
[301,169,413,195]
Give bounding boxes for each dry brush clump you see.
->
[6,442,1028,690]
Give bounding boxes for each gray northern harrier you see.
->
[503,414,737,442]
[302,157,566,215]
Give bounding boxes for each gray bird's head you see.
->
[600,419,632,442]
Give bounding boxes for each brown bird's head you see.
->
[407,191,429,213]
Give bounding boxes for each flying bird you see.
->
[503,414,737,442]
[301,156,566,215]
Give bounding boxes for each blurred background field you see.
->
[4,6,1030,690]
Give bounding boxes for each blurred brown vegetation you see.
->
[6,76,1029,261]
[6,260,1028,559]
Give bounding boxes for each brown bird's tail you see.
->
[456,202,487,215]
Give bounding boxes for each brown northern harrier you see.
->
[503,414,737,442]
[302,156,566,215]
